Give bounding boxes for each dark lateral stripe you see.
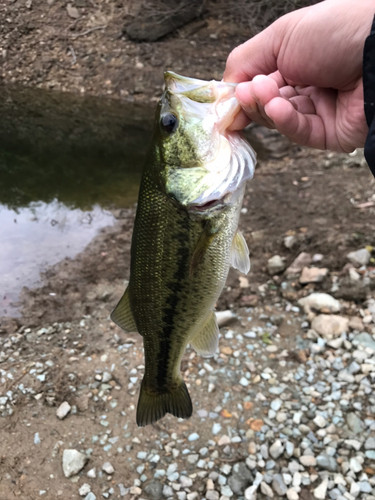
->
[157,216,190,388]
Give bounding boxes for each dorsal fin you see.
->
[190,311,219,357]
[230,230,250,274]
[110,287,139,333]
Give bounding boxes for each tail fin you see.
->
[136,380,193,427]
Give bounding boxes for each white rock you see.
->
[311,314,349,340]
[286,488,299,500]
[313,478,328,499]
[216,310,237,327]
[87,468,96,478]
[269,440,284,459]
[62,450,88,478]
[79,484,91,496]
[298,293,341,314]
[313,415,327,428]
[347,248,370,267]
[102,462,114,474]
[267,255,286,275]
[299,456,316,467]
[260,482,274,497]
[56,401,71,420]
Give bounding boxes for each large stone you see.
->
[286,252,312,274]
[347,248,370,267]
[298,293,341,314]
[299,267,328,284]
[228,462,253,495]
[62,449,88,478]
[311,314,349,339]
[267,255,286,275]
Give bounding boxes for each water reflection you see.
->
[0,85,154,316]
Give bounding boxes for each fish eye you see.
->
[160,113,179,134]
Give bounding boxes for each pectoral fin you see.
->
[190,221,219,277]
[230,230,250,274]
[110,287,139,333]
[190,311,219,357]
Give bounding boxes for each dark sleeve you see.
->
[363,16,375,175]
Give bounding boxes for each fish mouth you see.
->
[188,198,224,214]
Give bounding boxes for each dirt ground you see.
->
[1,2,375,499]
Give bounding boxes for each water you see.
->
[0,86,153,317]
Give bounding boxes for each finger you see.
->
[228,110,251,131]
[279,86,298,99]
[289,95,316,114]
[235,81,276,129]
[264,97,326,149]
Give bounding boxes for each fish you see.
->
[111,71,256,427]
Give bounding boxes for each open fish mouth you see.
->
[162,71,256,208]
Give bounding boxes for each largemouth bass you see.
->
[111,72,256,426]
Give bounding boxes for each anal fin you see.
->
[110,287,138,333]
[230,230,250,274]
[190,311,219,358]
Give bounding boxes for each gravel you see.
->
[1,246,375,500]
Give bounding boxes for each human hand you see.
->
[224,0,374,152]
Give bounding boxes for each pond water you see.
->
[0,86,153,317]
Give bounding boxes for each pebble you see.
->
[267,255,286,275]
[56,401,71,420]
[84,493,96,500]
[313,478,328,499]
[365,437,375,449]
[87,468,96,478]
[299,455,316,467]
[79,484,91,496]
[239,377,249,387]
[260,482,274,497]
[216,310,237,327]
[299,266,328,284]
[212,423,221,435]
[269,440,284,459]
[313,415,327,428]
[272,474,287,496]
[34,432,41,445]
[316,454,337,472]
[102,462,114,474]
[347,248,370,267]
[218,435,231,446]
[346,413,365,434]
[188,432,199,441]
[62,449,88,478]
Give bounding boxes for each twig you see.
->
[69,25,107,38]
